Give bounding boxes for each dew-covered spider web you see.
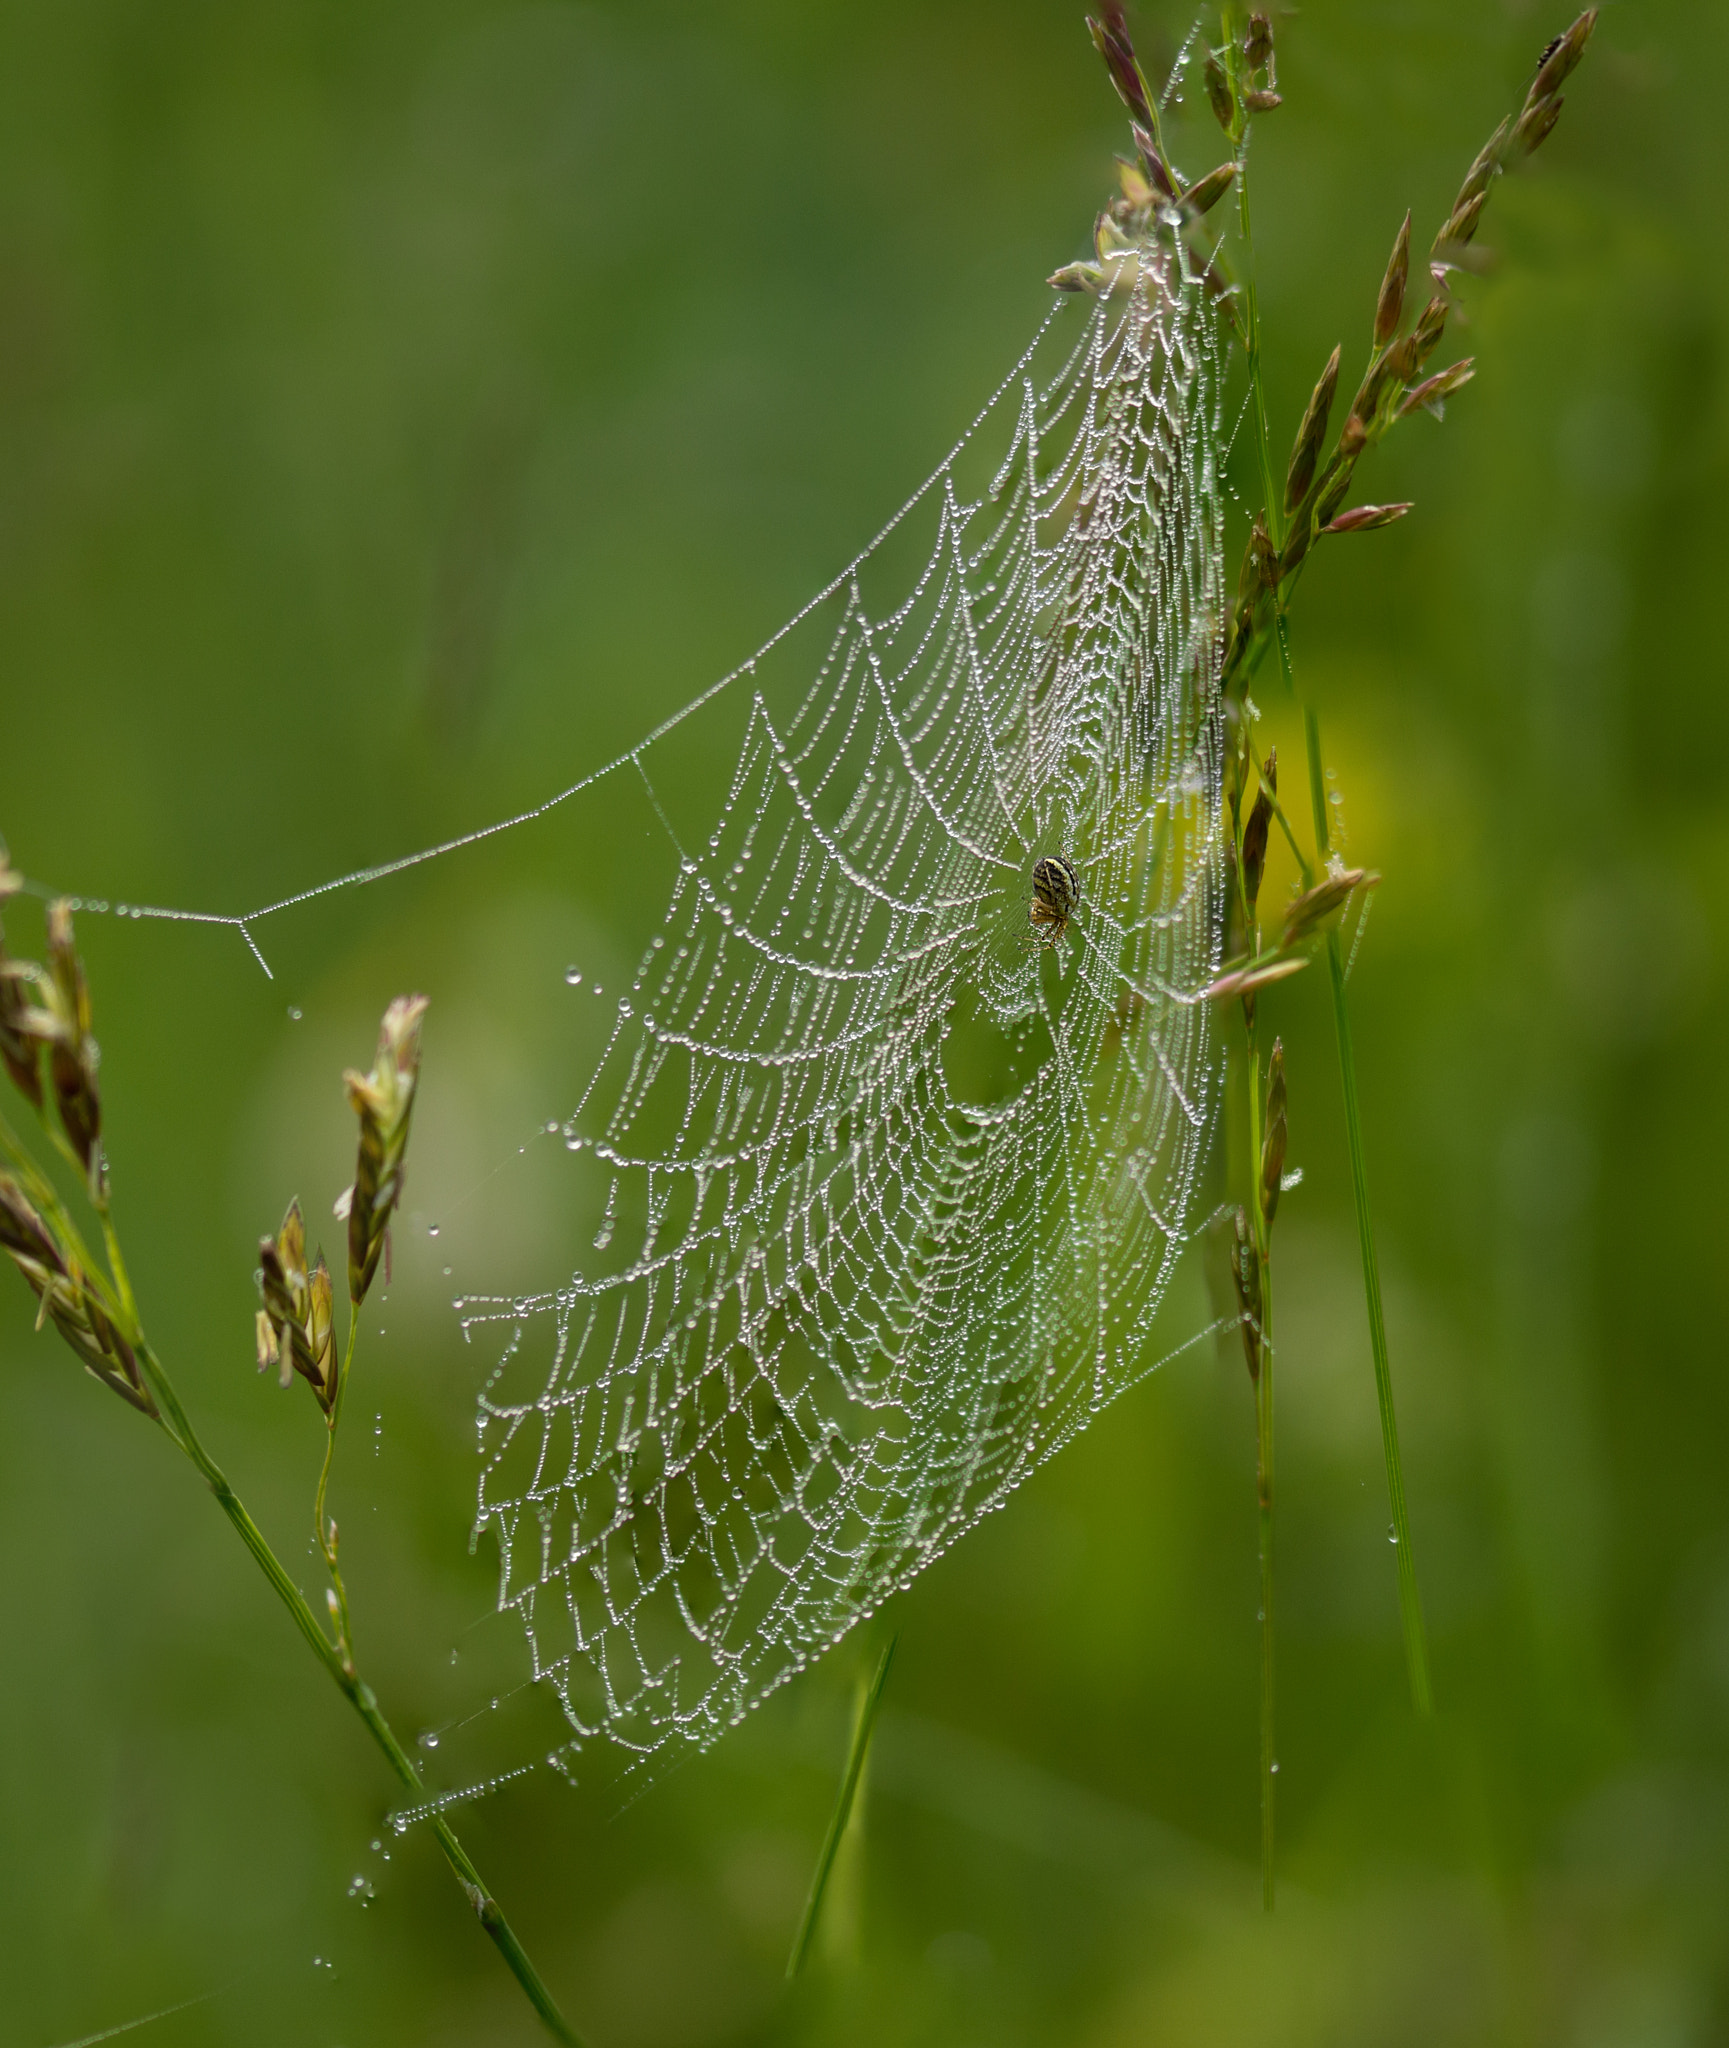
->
[457,236,1230,1775]
[79,211,1231,1785]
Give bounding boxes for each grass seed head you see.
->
[1048,260,1105,294]
[1323,501,1413,535]
[1202,954,1307,1004]
[0,868,44,1109]
[1513,94,1565,155]
[1205,49,1234,133]
[1285,345,1341,514]
[1088,12,1155,135]
[1527,9,1597,109]
[1260,1040,1288,1231]
[257,1196,338,1410]
[1374,212,1412,348]
[0,1174,59,1282]
[1115,156,1155,207]
[1398,357,1475,420]
[38,902,104,1196]
[1431,190,1488,260]
[1308,425,1367,539]
[1242,88,1282,114]
[1454,120,1510,210]
[1242,513,1277,601]
[1130,124,1176,199]
[1230,1206,1263,1381]
[1242,750,1277,917]
[0,966,40,1106]
[1283,867,1380,948]
[1408,294,1450,374]
[1181,162,1237,221]
[341,994,429,1308]
[1244,12,1275,80]
[0,1173,154,1415]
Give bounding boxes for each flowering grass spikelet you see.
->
[257,1198,338,1409]
[0,1174,153,1415]
[339,994,429,1307]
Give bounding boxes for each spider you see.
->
[1028,854,1081,946]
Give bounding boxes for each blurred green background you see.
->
[2,1,1725,2042]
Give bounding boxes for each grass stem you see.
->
[1223,16,1434,1717]
[1246,1016,1276,1911]
[1256,1258,1275,1911]
[313,1308,362,1667]
[133,1341,583,2044]
[1227,61,1281,1898]
[786,1630,897,1979]
[1301,704,1432,1714]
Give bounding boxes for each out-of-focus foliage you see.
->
[1,2,1725,2043]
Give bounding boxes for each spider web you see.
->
[448,231,1232,1775]
[65,198,1232,1785]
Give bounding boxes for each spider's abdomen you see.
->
[1032,855,1080,920]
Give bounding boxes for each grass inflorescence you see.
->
[1067,0,1598,1908]
[0,855,581,2043]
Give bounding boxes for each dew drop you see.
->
[1270,1760,1280,1775]
[287,1005,303,1022]
[428,1225,440,1239]
[1387,1524,1398,1545]
[565,965,582,986]
[420,1731,439,1750]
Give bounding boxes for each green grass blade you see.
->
[1302,706,1433,1714]
[1257,1262,1277,1911]
[786,1631,898,1979]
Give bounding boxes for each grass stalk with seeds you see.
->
[0,863,581,2046]
[1077,0,1598,1890]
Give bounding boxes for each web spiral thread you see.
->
[462,235,1229,1773]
